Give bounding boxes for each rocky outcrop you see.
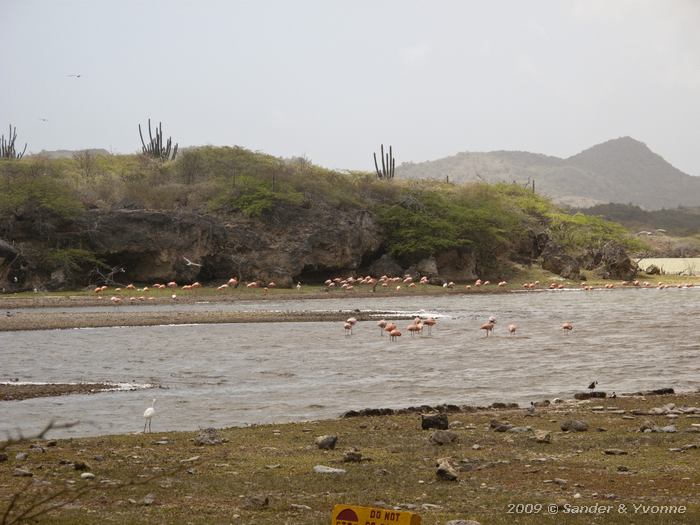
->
[0,204,385,289]
[434,249,478,282]
[584,242,637,280]
[540,243,582,280]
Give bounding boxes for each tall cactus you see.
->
[373,144,395,180]
[0,125,27,160]
[138,119,178,161]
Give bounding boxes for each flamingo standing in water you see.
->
[389,329,402,341]
[508,324,517,335]
[377,319,387,336]
[423,317,437,334]
[481,321,495,337]
[344,322,353,335]
[562,321,573,332]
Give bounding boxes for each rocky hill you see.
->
[396,137,700,210]
[0,147,643,291]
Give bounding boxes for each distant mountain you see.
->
[30,148,111,159]
[396,137,700,209]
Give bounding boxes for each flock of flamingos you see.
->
[87,272,695,343]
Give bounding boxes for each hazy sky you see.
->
[2,0,699,174]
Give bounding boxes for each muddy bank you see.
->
[0,383,137,402]
[0,309,410,332]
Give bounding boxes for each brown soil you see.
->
[0,383,118,402]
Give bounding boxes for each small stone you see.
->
[266,464,281,469]
[604,449,628,455]
[553,478,568,485]
[343,448,363,462]
[436,457,459,481]
[0,453,7,462]
[290,503,312,511]
[573,493,582,499]
[472,444,481,450]
[617,465,630,472]
[659,425,677,433]
[429,430,458,445]
[143,493,155,506]
[315,435,338,450]
[506,426,532,433]
[128,498,137,505]
[533,430,552,443]
[313,464,346,474]
[93,455,105,462]
[561,420,588,432]
[46,440,57,447]
[13,468,33,477]
[681,444,698,450]
[668,448,683,452]
[15,452,28,461]
[179,456,200,463]
[422,413,449,430]
[490,419,514,432]
[73,461,90,471]
[445,519,482,525]
[80,472,95,480]
[244,494,269,509]
[194,428,223,446]
[449,421,464,429]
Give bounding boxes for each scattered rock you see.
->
[506,426,532,433]
[313,465,346,474]
[472,444,481,450]
[533,430,552,443]
[445,520,482,525]
[422,413,449,430]
[553,478,568,486]
[315,435,338,450]
[490,419,514,432]
[290,503,312,511]
[194,428,223,446]
[15,452,28,461]
[436,458,459,481]
[429,430,459,445]
[73,461,90,471]
[244,494,269,509]
[0,453,7,462]
[143,493,156,506]
[179,456,200,463]
[80,472,96,480]
[574,392,607,400]
[13,469,33,477]
[617,465,629,472]
[561,420,588,432]
[342,448,363,462]
[604,449,628,455]
[93,455,105,462]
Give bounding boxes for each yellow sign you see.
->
[331,504,421,525]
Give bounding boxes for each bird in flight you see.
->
[183,256,203,267]
[67,74,83,78]
[38,117,49,122]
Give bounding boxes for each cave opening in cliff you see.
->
[295,265,344,284]
[102,251,163,284]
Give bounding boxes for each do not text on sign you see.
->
[331,504,421,525]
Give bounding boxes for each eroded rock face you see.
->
[434,249,478,281]
[541,243,582,280]
[585,242,636,280]
[1,205,385,289]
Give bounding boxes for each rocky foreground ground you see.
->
[1,391,698,524]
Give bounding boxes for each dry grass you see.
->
[1,393,698,524]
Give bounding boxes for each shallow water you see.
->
[1,288,698,438]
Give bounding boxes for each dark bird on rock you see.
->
[588,380,598,390]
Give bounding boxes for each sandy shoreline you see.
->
[0,309,411,332]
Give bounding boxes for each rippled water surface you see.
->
[1,289,698,437]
